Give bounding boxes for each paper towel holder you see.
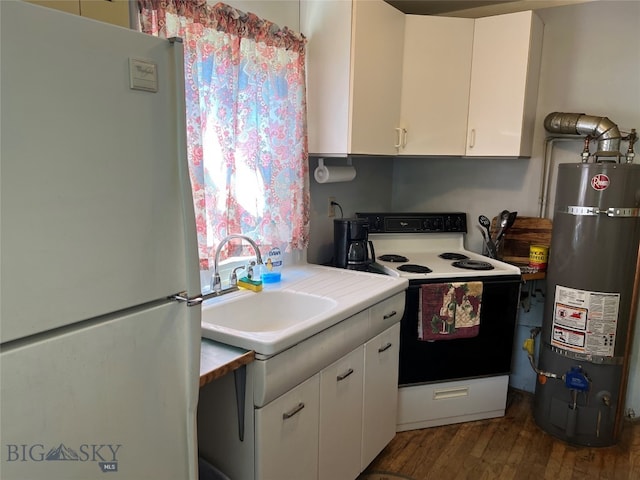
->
[314,158,357,184]
[318,157,353,167]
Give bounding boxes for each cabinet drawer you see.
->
[253,310,369,407]
[369,292,405,336]
[397,375,509,431]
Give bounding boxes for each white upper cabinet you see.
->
[399,10,543,158]
[26,0,130,27]
[465,10,544,157]
[301,0,405,156]
[398,15,474,156]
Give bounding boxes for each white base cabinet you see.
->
[197,293,406,480]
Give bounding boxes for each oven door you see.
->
[398,275,521,386]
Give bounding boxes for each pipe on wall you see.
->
[544,112,623,158]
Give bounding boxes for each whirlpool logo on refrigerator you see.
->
[5,442,122,473]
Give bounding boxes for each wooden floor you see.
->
[364,390,640,480]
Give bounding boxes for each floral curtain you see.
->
[138,0,309,269]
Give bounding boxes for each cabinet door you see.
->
[255,374,320,480]
[25,0,129,27]
[80,0,129,28]
[302,0,404,156]
[300,0,352,156]
[24,0,80,15]
[362,323,400,470]
[466,10,543,157]
[349,0,405,155]
[318,347,364,480]
[399,15,474,156]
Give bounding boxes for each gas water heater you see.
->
[532,112,640,446]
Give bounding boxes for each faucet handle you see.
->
[247,261,257,280]
[211,272,222,293]
[230,265,246,286]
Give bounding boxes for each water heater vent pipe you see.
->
[544,112,625,161]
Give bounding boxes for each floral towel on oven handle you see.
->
[418,282,483,341]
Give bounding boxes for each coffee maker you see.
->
[333,218,375,270]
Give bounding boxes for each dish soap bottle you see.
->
[261,247,282,283]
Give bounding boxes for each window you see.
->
[138,0,309,271]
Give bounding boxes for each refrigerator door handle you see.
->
[171,292,203,307]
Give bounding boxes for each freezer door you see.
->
[0,1,199,342]
[0,301,201,480]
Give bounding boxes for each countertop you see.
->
[199,338,254,387]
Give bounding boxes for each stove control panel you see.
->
[356,213,467,234]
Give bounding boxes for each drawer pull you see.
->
[383,311,397,320]
[378,342,393,353]
[337,368,354,381]
[433,386,469,400]
[282,402,305,420]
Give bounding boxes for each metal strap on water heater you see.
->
[563,206,640,217]
[548,344,624,365]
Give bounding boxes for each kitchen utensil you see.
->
[479,215,492,241]
[477,226,497,259]
[496,211,518,244]
[495,210,510,243]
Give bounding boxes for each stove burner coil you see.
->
[439,252,469,260]
[378,254,409,263]
[397,264,432,274]
[452,259,495,270]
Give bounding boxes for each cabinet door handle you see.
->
[394,127,403,148]
[383,310,397,320]
[282,402,305,420]
[468,128,476,149]
[378,342,393,353]
[337,368,354,381]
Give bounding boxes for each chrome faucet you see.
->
[211,234,263,295]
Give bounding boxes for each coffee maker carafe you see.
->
[333,218,375,269]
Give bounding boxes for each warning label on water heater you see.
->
[551,285,620,356]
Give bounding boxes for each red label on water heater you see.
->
[591,174,610,191]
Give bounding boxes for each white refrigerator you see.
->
[1,2,202,479]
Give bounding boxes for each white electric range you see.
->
[357,213,522,431]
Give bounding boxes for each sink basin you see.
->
[200,264,408,356]
[201,290,338,353]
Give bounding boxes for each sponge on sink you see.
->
[237,277,263,292]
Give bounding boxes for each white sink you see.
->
[200,264,408,356]
[201,289,338,354]
[203,290,336,333]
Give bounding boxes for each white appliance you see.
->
[357,213,522,430]
[1,2,201,479]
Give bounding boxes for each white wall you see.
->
[307,156,394,265]
[224,0,300,30]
